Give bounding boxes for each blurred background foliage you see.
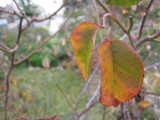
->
[0,0,160,119]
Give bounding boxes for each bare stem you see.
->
[128,16,134,34]
[77,99,99,118]
[142,91,160,96]
[14,4,79,65]
[135,32,160,48]
[4,18,23,120]
[55,82,74,111]
[144,62,160,71]
[102,106,106,120]
[91,0,104,42]
[0,42,18,53]
[34,0,69,22]
[103,13,112,40]
[13,114,57,120]
[96,0,135,48]
[70,65,99,120]
[120,103,127,120]
[13,0,29,22]
[137,0,155,39]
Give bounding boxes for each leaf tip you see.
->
[85,77,88,82]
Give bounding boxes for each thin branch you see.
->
[21,0,69,31]
[128,16,134,34]
[0,42,18,53]
[91,0,103,42]
[55,82,74,111]
[0,57,6,76]
[22,19,33,31]
[15,29,60,62]
[13,0,29,23]
[96,0,135,48]
[142,91,160,96]
[135,32,160,48]
[70,65,99,120]
[13,116,30,120]
[103,13,112,40]
[34,0,69,22]
[0,8,14,15]
[143,52,152,64]
[13,115,57,120]
[86,82,101,108]
[0,47,8,52]
[79,81,100,119]
[126,107,132,120]
[4,18,23,120]
[77,98,99,118]
[79,81,101,119]
[102,106,106,120]
[137,44,146,53]
[0,9,21,17]
[144,62,160,71]
[0,93,5,98]
[121,103,127,120]
[152,39,160,42]
[96,0,127,33]
[95,0,111,13]
[14,4,80,65]
[137,0,155,39]
[0,42,11,52]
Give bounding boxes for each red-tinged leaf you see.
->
[70,21,100,81]
[97,40,144,107]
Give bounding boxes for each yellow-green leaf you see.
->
[97,40,144,107]
[106,0,141,6]
[70,22,100,81]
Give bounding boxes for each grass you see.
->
[1,67,82,119]
[1,67,159,119]
[0,67,119,120]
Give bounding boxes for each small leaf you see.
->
[62,38,66,46]
[11,79,17,85]
[42,54,50,68]
[139,101,151,108]
[54,46,59,56]
[106,0,141,6]
[122,9,128,14]
[28,45,32,50]
[97,40,144,107]
[70,22,100,81]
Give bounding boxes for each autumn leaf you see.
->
[139,101,151,108]
[42,54,50,68]
[97,40,144,107]
[28,45,32,50]
[11,79,17,85]
[70,21,100,81]
[106,0,141,6]
[122,9,129,14]
[62,38,66,46]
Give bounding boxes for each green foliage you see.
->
[0,68,119,119]
[63,0,89,11]
[106,0,141,6]
[19,0,40,17]
[0,68,82,119]
[0,30,18,48]
[141,108,157,120]
[2,27,64,67]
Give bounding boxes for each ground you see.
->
[0,67,118,120]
